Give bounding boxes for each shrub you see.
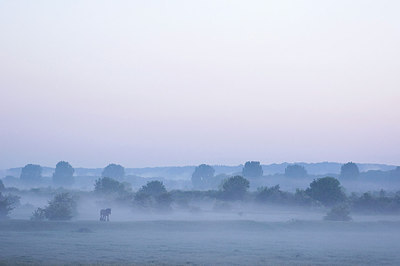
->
[256,185,286,203]
[221,175,250,200]
[134,181,171,211]
[94,177,126,194]
[306,177,346,206]
[44,193,77,220]
[31,207,46,221]
[0,192,20,219]
[137,181,167,197]
[324,205,352,221]
[293,189,315,206]
[351,192,400,214]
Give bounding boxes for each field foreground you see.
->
[1,220,400,265]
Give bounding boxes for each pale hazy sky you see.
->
[1,0,399,169]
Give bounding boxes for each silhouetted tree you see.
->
[44,193,77,220]
[242,161,263,178]
[350,191,400,214]
[256,185,285,203]
[191,164,215,190]
[221,175,250,200]
[31,207,46,221]
[137,181,167,197]
[294,189,314,206]
[340,162,359,179]
[20,164,42,185]
[102,163,125,180]
[52,161,75,187]
[94,177,125,194]
[306,177,345,206]
[285,164,308,178]
[135,181,171,210]
[0,192,20,219]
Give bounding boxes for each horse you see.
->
[100,208,111,221]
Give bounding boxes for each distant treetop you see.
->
[285,164,308,178]
[53,161,75,187]
[20,164,42,184]
[306,177,345,206]
[340,162,360,179]
[222,175,250,200]
[102,163,125,180]
[191,164,215,190]
[94,176,125,194]
[242,161,263,178]
[138,181,167,197]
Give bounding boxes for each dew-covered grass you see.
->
[1,219,400,265]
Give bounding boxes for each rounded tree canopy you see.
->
[242,161,263,178]
[192,164,215,189]
[53,161,75,186]
[44,193,77,221]
[138,181,167,197]
[102,164,125,180]
[306,177,345,206]
[94,177,125,194]
[285,164,308,178]
[222,175,250,200]
[340,162,359,179]
[20,164,42,184]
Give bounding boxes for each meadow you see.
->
[1,216,400,265]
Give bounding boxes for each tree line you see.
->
[6,174,394,222]
[10,160,399,189]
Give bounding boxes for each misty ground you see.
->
[1,210,400,265]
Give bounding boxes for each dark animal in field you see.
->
[100,208,111,221]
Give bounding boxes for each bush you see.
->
[0,192,20,219]
[293,189,315,206]
[134,181,171,211]
[44,193,77,221]
[324,205,352,221]
[256,185,286,203]
[31,207,46,221]
[221,175,250,200]
[137,181,167,197]
[94,177,126,195]
[306,177,346,206]
[351,192,400,214]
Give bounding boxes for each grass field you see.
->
[1,219,400,265]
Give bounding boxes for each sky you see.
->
[0,0,399,169]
